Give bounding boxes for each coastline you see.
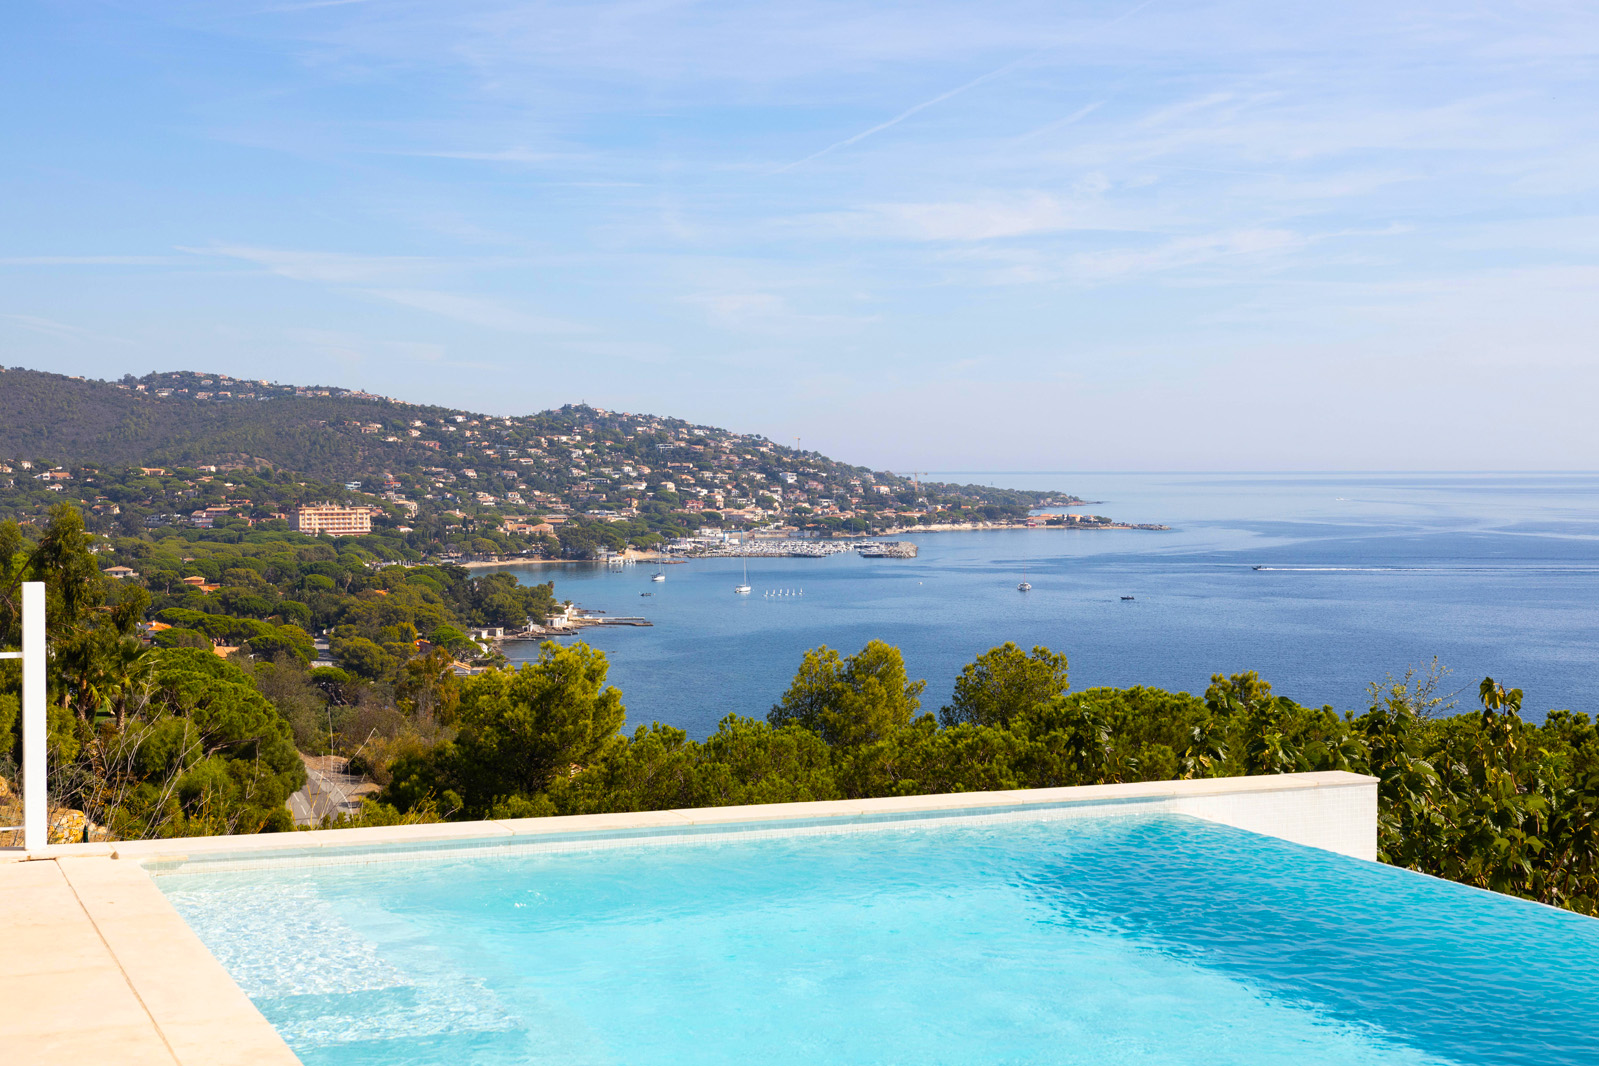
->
[426,473,1599,734]
[450,525,1169,569]
[456,547,679,569]
[867,521,1169,535]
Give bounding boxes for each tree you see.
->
[254,654,330,752]
[244,624,315,665]
[939,643,1069,728]
[482,592,528,629]
[3,506,151,733]
[331,635,396,681]
[557,524,603,559]
[768,640,926,747]
[396,647,461,727]
[91,648,305,837]
[451,641,626,812]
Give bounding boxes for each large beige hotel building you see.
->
[290,504,374,537]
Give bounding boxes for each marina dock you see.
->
[856,541,919,558]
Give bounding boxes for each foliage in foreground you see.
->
[8,505,1599,917]
[374,639,1599,917]
[1,509,305,836]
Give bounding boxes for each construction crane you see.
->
[897,472,928,493]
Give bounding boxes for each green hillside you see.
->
[0,367,456,477]
[0,367,1078,544]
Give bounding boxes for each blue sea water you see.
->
[501,473,1599,735]
[158,812,1599,1065]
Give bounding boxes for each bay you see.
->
[500,473,1599,737]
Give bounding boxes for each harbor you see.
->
[673,539,922,559]
[693,540,854,558]
[856,541,919,558]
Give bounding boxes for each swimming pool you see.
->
[153,811,1599,1066]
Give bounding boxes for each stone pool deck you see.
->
[0,770,1377,1065]
[0,851,300,1065]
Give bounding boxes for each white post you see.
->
[22,582,45,853]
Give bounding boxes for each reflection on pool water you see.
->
[157,813,1599,1066]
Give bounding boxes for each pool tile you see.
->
[55,857,302,1066]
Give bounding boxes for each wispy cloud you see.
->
[0,313,135,345]
[774,50,1046,173]
[279,327,496,368]
[187,244,590,335]
[257,0,378,13]
[383,147,576,165]
[681,286,879,337]
[774,0,1158,171]
[0,255,183,266]
[1009,101,1107,145]
[1070,228,1309,280]
[866,194,1092,241]
[184,244,439,284]
[685,291,790,326]
[10,0,1599,466]
[362,288,589,335]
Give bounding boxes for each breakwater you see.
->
[857,541,918,558]
[695,541,854,558]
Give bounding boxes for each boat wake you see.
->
[1252,566,1599,574]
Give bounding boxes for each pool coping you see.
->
[0,771,1377,1065]
[12,768,1380,867]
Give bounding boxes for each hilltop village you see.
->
[0,368,1158,564]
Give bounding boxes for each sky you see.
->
[3,1,1597,470]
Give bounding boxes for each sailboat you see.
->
[1017,559,1031,592]
[651,571,666,582]
[734,553,751,594]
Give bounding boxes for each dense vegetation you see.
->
[0,506,555,838]
[0,367,457,477]
[374,640,1599,916]
[6,505,1599,919]
[0,367,1069,547]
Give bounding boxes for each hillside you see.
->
[0,367,457,478]
[0,366,1086,554]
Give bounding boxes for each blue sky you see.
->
[3,1,1597,469]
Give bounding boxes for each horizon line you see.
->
[922,469,1599,476]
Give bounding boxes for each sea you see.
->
[499,473,1599,737]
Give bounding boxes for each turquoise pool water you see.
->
[156,814,1599,1065]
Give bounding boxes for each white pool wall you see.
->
[28,769,1380,868]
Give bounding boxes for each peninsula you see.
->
[0,367,1159,562]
